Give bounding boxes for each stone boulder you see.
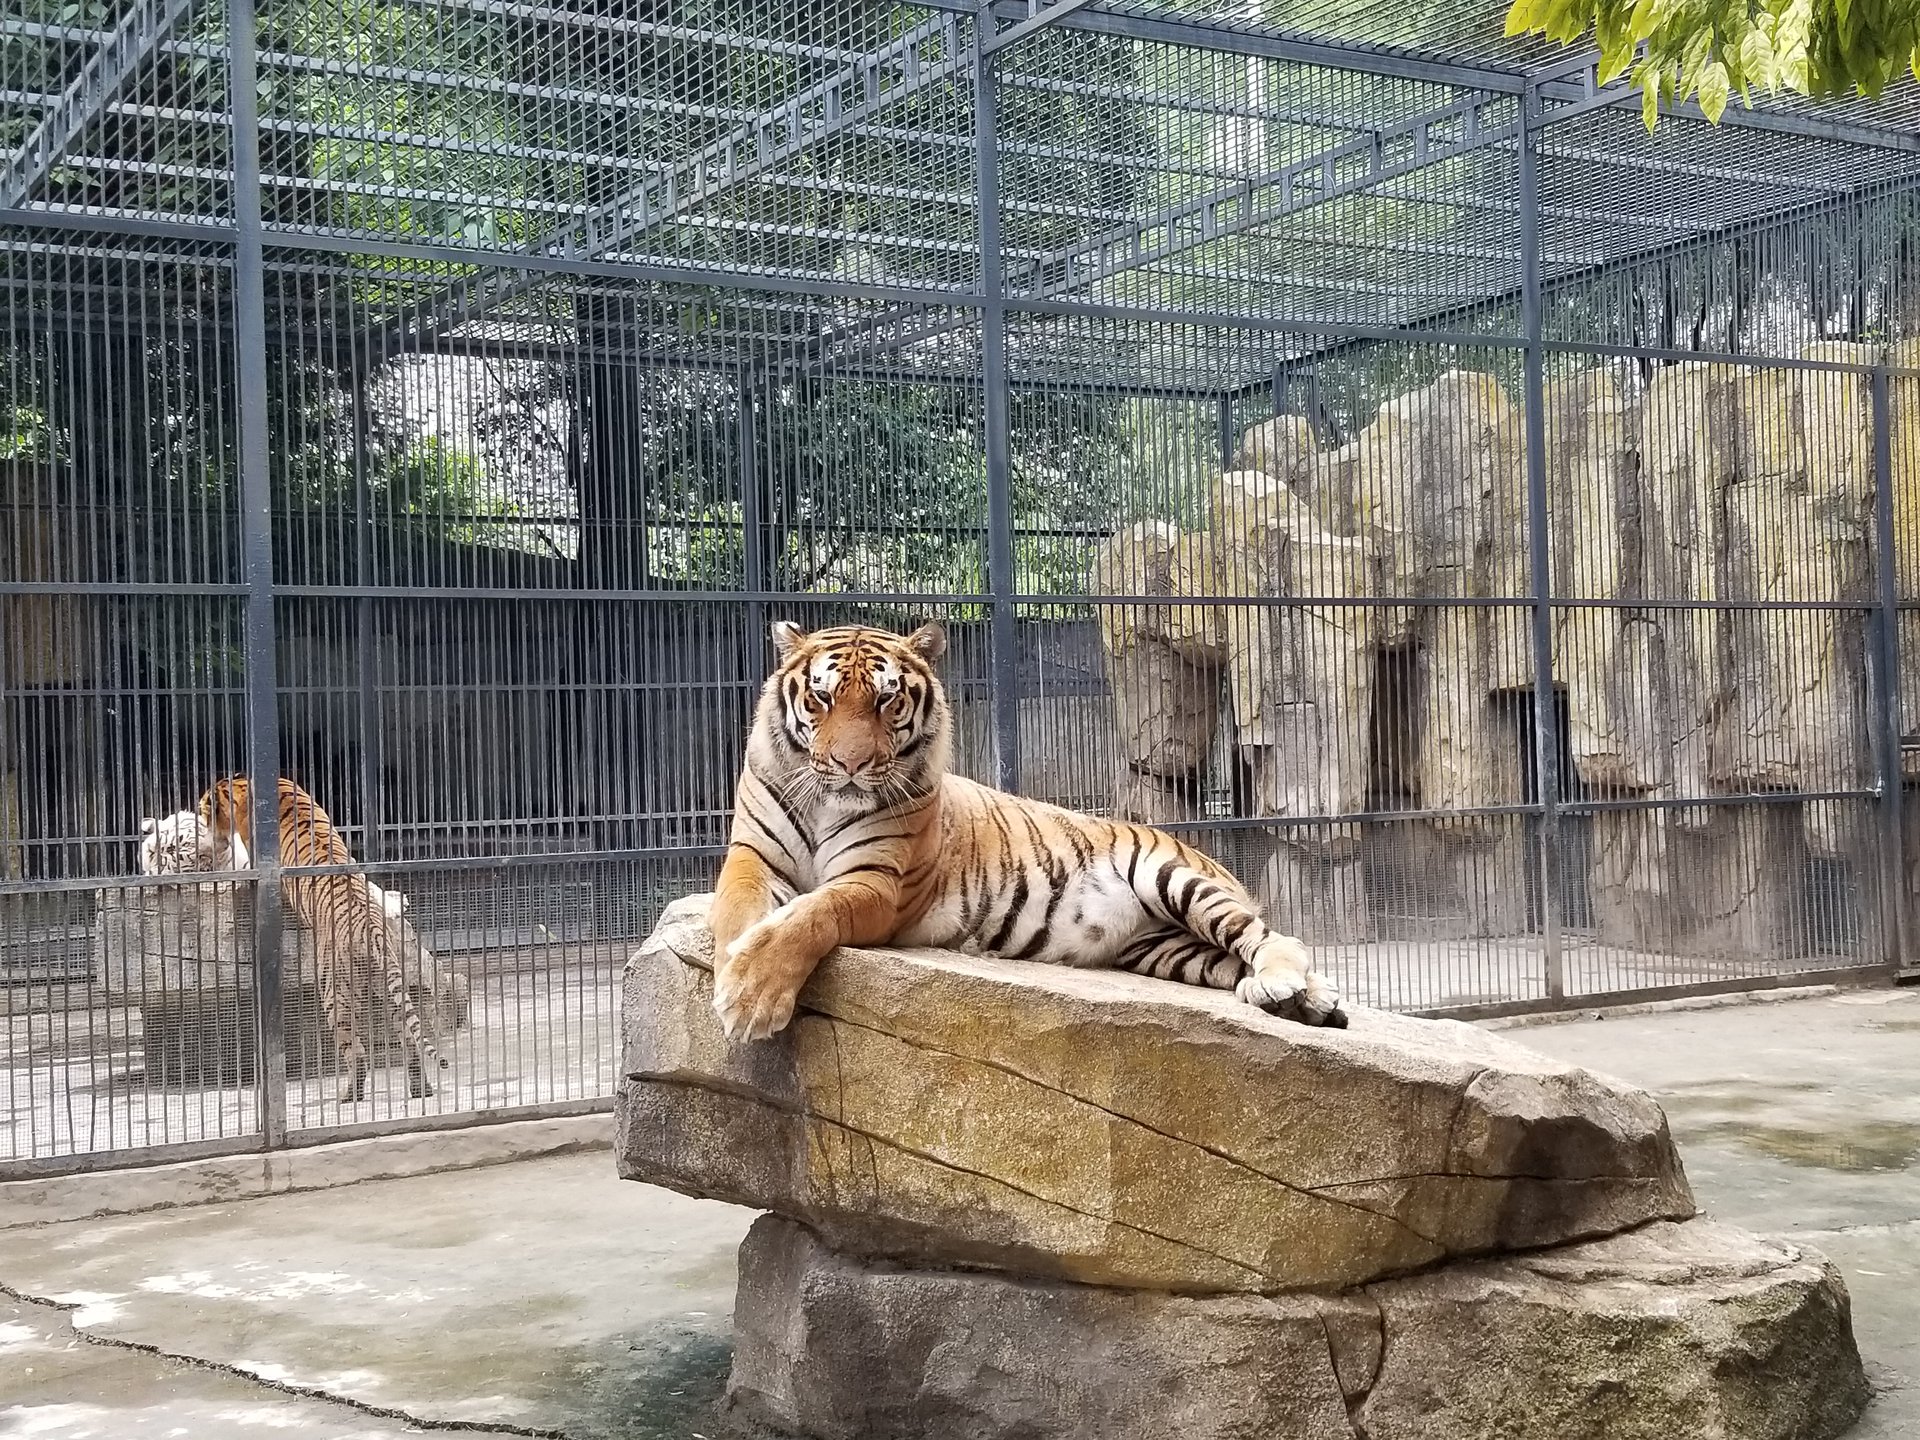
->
[731,1215,1867,1440]
[618,895,1694,1294]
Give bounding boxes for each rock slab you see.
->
[617,895,1694,1293]
[730,1215,1869,1440]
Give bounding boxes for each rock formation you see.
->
[616,897,1868,1440]
[1096,346,1898,960]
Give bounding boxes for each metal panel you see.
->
[0,0,197,208]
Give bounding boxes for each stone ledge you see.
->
[617,895,1694,1293]
[731,1215,1870,1440]
[0,1113,611,1229]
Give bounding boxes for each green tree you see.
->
[1507,0,1920,125]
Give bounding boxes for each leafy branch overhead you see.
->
[1506,0,1920,126]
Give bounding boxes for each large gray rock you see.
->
[730,1216,1869,1440]
[618,895,1693,1293]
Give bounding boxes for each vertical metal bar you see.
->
[738,370,769,649]
[1517,82,1565,999]
[230,0,286,1145]
[351,374,382,863]
[1870,365,1910,976]
[975,13,1019,791]
[1217,393,1235,468]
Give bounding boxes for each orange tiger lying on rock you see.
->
[711,620,1346,1042]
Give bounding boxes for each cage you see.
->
[4,0,1920,1173]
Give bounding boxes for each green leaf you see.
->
[1698,58,1732,118]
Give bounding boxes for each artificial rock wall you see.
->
[1097,345,1899,958]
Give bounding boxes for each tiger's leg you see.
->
[405,1051,434,1100]
[317,962,372,1103]
[1112,929,1245,991]
[708,843,784,965]
[1120,829,1346,1027]
[714,873,902,1042]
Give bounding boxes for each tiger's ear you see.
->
[140,817,157,835]
[907,622,947,662]
[770,621,806,660]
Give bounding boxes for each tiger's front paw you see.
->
[712,920,806,1042]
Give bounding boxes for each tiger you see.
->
[198,776,448,1102]
[139,810,236,895]
[709,620,1347,1042]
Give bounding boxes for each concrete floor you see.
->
[1,986,1916,1439]
[1516,986,1920,1440]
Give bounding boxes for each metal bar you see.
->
[230,0,287,1150]
[252,226,978,307]
[0,204,235,241]
[976,22,1020,793]
[0,0,196,208]
[1417,967,1890,1023]
[738,372,770,653]
[1518,81,1566,1002]
[351,373,383,865]
[979,0,1104,55]
[1871,365,1913,978]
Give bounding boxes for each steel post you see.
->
[1518,82,1565,998]
[230,0,287,1145]
[1870,365,1912,977]
[975,14,1019,791]
[738,372,770,657]
[350,372,383,864]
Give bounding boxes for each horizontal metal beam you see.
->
[914,0,1528,92]
[0,0,196,208]
[980,0,1105,55]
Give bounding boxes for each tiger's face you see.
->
[139,810,220,875]
[768,621,948,796]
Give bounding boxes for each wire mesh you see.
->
[6,0,1920,1172]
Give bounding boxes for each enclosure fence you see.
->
[6,0,1920,1175]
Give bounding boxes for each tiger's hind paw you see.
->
[1237,942,1347,1029]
